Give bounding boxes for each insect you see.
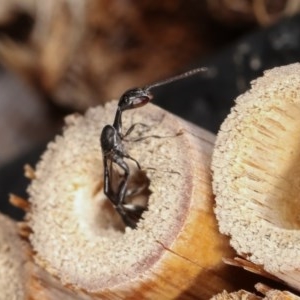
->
[100,67,207,228]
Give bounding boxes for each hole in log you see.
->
[90,166,151,233]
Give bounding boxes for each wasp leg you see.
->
[124,153,141,170]
[123,122,150,138]
[103,157,117,204]
[103,150,145,229]
[113,156,141,228]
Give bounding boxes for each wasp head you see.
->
[118,88,153,112]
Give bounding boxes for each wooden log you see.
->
[255,283,300,300]
[25,101,249,299]
[211,289,259,300]
[0,209,89,299]
[0,213,27,299]
[211,283,300,300]
[212,63,300,291]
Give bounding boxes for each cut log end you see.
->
[0,214,27,300]
[25,101,243,298]
[211,290,259,300]
[212,63,300,291]
[211,283,300,300]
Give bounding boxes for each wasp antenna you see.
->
[144,67,207,91]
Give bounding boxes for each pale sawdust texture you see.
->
[26,101,194,292]
[0,214,26,300]
[211,287,300,300]
[212,63,300,290]
[211,290,260,300]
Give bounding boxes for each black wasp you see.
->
[100,67,206,228]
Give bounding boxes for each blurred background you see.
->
[1,0,300,219]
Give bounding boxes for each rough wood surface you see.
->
[212,63,300,291]
[0,211,93,300]
[24,101,249,299]
[0,213,27,300]
[211,290,259,300]
[211,283,300,300]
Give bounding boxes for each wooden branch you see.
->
[24,101,251,299]
[212,63,300,291]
